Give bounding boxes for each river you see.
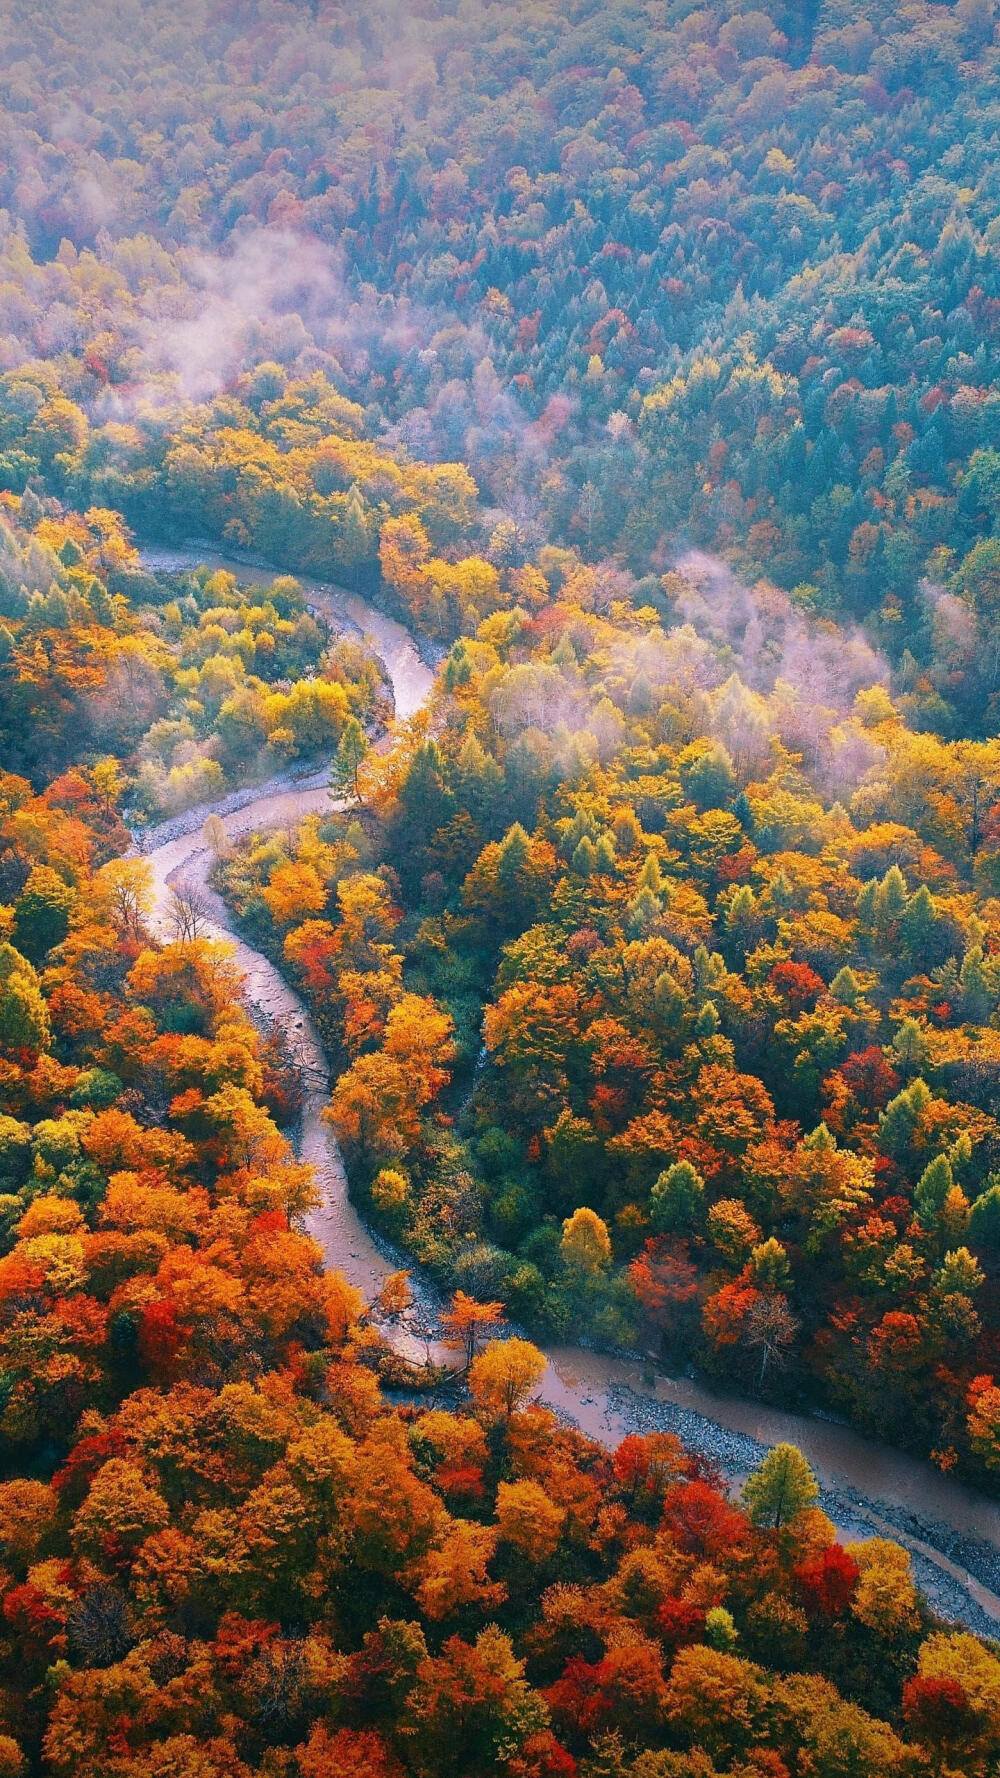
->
[136,545,1000,1631]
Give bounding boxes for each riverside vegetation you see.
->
[1,3,1000,1775]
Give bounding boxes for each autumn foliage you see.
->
[5,0,1000,1769]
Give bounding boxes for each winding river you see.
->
[136,546,1000,1629]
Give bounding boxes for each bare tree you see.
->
[167,879,212,942]
[745,1295,799,1390]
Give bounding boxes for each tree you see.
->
[96,858,153,940]
[846,1538,919,1636]
[909,1631,1000,1762]
[968,1184,1000,1260]
[263,861,328,928]
[0,943,50,1058]
[680,742,736,812]
[957,0,996,53]
[664,1644,766,1763]
[441,1292,504,1369]
[707,1199,760,1263]
[375,1270,413,1318]
[380,513,431,602]
[404,1626,548,1776]
[331,716,368,805]
[266,677,350,755]
[615,1434,688,1514]
[794,1544,859,1619]
[326,994,454,1163]
[412,1518,505,1621]
[966,1374,1000,1471]
[326,1049,421,1162]
[743,1293,799,1387]
[202,812,231,857]
[483,979,581,1124]
[902,1674,976,1758]
[0,1737,24,1778]
[628,1239,700,1350]
[339,483,372,579]
[742,1444,818,1530]
[560,1207,612,1274]
[768,1673,908,1778]
[703,1281,799,1389]
[167,879,211,942]
[546,1639,669,1743]
[749,1238,791,1290]
[495,1480,565,1561]
[650,1161,705,1235]
[370,1168,411,1229]
[382,993,455,1103]
[296,1726,403,1778]
[916,1154,955,1230]
[463,825,557,936]
[71,1459,171,1564]
[468,1339,546,1417]
[12,866,75,962]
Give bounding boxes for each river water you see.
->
[137,545,1000,1628]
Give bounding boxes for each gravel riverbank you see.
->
[130,761,330,853]
[607,1383,1000,1638]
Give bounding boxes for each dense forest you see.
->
[3,0,1000,1773]
[221,557,1000,1482]
[1,727,999,1774]
[4,0,1000,731]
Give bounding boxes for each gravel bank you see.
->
[607,1383,1000,1638]
[130,761,330,853]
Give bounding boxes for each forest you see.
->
[3,0,1000,731]
[221,555,1000,1480]
[2,0,1000,1774]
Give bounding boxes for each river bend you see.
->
[136,547,1000,1630]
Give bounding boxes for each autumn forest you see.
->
[2,1,1000,1774]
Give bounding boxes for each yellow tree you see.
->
[410,1518,505,1621]
[95,857,153,940]
[910,1630,1000,1763]
[262,861,328,928]
[469,1339,546,1417]
[846,1537,919,1637]
[560,1207,612,1274]
[0,943,50,1058]
[495,1480,565,1561]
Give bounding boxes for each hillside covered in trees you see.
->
[223,546,1000,1485]
[3,0,1000,728]
[3,0,1000,1773]
[1,753,999,1776]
